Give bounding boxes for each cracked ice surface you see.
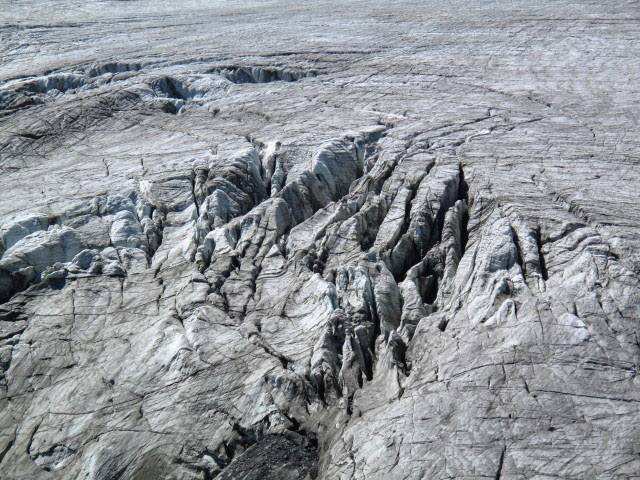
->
[1,1,640,478]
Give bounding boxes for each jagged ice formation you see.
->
[1,1,640,478]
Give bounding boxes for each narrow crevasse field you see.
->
[1,1,639,478]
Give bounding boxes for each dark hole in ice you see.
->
[211,66,317,84]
